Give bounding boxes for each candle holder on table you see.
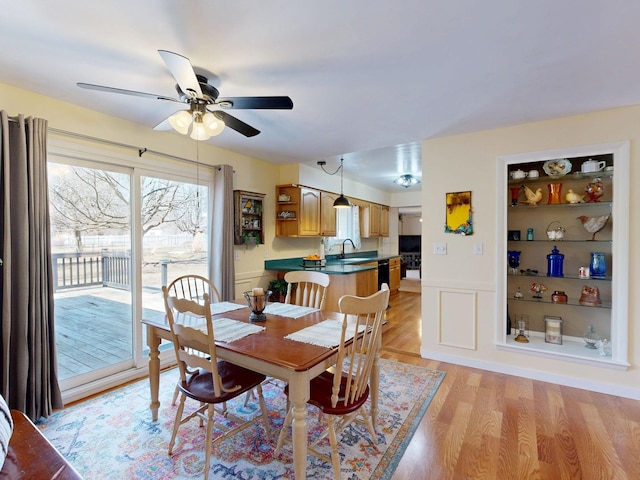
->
[243,289,272,322]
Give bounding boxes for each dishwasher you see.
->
[377,259,390,289]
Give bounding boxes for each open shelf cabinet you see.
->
[496,142,630,370]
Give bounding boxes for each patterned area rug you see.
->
[38,359,444,479]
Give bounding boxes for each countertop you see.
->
[264,251,400,275]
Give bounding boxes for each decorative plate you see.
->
[543,158,572,178]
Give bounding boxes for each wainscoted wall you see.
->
[437,289,477,350]
[420,105,640,399]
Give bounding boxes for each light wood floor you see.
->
[381,290,640,480]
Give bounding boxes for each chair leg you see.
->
[204,404,215,480]
[243,388,255,407]
[168,393,186,455]
[255,384,271,437]
[171,385,180,406]
[275,406,293,454]
[362,409,378,445]
[327,416,341,478]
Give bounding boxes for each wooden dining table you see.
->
[141,301,381,480]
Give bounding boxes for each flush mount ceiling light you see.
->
[318,158,352,208]
[394,174,420,188]
[169,102,226,141]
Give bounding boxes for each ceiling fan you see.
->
[78,50,293,139]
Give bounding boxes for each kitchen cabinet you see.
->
[275,184,320,237]
[380,205,390,237]
[362,202,381,237]
[499,144,629,369]
[234,190,265,246]
[320,191,338,236]
[389,256,401,294]
[300,187,321,236]
[316,266,378,312]
[276,184,390,238]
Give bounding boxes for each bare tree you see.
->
[49,166,196,251]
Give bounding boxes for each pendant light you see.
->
[318,158,351,208]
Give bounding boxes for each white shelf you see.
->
[498,333,628,370]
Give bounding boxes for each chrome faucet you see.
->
[340,238,356,259]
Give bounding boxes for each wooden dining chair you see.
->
[275,283,390,477]
[283,270,330,310]
[166,274,222,405]
[167,274,221,304]
[162,285,271,480]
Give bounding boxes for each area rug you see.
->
[38,359,445,479]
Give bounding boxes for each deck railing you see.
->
[52,252,130,291]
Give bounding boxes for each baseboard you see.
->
[421,348,640,400]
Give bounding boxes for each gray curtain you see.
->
[210,164,235,301]
[0,111,62,420]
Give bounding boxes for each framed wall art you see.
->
[445,191,473,235]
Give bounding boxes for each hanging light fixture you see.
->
[394,174,420,188]
[318,158,352,208]
[168,103,225,141]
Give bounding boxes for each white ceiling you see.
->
[2,1,640,192]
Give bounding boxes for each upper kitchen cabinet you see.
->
[380,205,390,237]
[320,191,338,236]
[362,202,389,238]
[234,190,265,246]
[276,184,390,238]
[276,184,320,237]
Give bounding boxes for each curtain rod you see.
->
[5,118,225,170]
[48,127,198,165]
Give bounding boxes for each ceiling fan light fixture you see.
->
[190,119,211,141]
[202,111,225,136]
[394,174,420,188]
[168,110,192,135]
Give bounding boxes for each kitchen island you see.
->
[264,251,400,311]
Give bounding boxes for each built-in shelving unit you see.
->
[497,142,630,370]
[234,190,265,246]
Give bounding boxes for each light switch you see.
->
[474,242,483,255]
[235,251,240,261]
[433,242,447,255]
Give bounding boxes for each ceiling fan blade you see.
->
[213,111,260,137]
[152,114,175,131]
[217,96,293,110]
[77,82,179,102]
[158,50,203,99]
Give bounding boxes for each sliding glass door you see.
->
[139,174,209,349]
[48,162,134,388]
[48,148,212,394]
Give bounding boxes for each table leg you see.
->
[146,325,161,421]
[288,373,310,480]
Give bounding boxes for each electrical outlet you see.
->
[474,242,483,255]
[264,248,269,259]
[433,242,447,255]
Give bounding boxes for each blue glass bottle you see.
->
[547,245,564,277]
[589,252,606,277]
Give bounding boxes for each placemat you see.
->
[264,302,319,319]
[210,301,247,316]
[284,319,365,348]
[197,317,265,343]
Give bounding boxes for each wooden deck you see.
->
[54,287,166,380]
